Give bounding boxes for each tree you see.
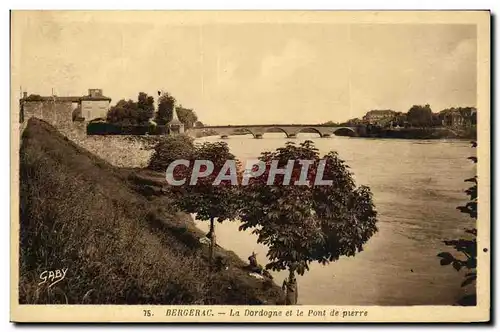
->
[177,106,198,129]
[155,92,176,125]
[25,94,43,101]
[106,99,138,125]
[72,105,82,121]
[431,113,442,127]
[106,92,155,125]
[147,135,196,172]
[343,118,362,126]
[322,121,340,126]
[174,142,242,270]
[394,112,407,127]
[194,121,204,128]
[239,140,378,304]
[137,92,155,124]
[407,104,433,127]
[437,141,477,306]
[458,107,477,127]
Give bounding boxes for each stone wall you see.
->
[60,127,158,168]
[21,101,74,128]
[20,100,158,168]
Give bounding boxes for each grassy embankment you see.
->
[19,118,283,304]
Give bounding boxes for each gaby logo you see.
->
[165,159,333,186]
[38,268,69,288]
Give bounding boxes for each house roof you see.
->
[366,110,396,115]
[169,109,183,125]
[80,95,112,101]
[22,95,111,103]
[22,96,81,102]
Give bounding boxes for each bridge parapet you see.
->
[186,125,358,138]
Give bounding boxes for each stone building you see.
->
[80,89,112,121]
[439,107,477,128]
[362,110,397,125]
[20,89,112,127]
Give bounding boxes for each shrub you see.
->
[147,135,195,172]
[87,122,159,135]
[437,141,477,306]
[148,125,168,135]
[86,122,121,135]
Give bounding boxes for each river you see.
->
[192,133,476,305]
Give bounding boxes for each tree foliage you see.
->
[174,142,242,268]
[440,107,477,127]
[137,92,155,123]
[155,92,176,125]
[407,104,433,127]
[24,94,44,101]
[107,99,137,125]
[177,106,198,129]
[437,141,477,306]
[238,140,378,300]
[322,121,340,126]
[147,135,196,172]
[106,92,155,125]
[72,105,83,122]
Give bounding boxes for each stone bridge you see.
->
[187,124,358,139]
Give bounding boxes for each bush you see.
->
[86,122,121,135]
[148,125,169,135]
[147,135,195,172]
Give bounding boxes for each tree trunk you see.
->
[208,217,216,271]
[284,268,298,305]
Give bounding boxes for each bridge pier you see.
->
[321,133,331,138]
[188,125,358,139]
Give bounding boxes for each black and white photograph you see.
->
[10,10,490,323]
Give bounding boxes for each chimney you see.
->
[88,89,103,97]
[23,92,27,99]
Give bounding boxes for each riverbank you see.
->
[195,126,476,140]
[355,126,477,140]
[19,119,283,304]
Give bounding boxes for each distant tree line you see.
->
[105,91,200,129]
[325,104,477,129]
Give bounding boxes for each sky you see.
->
[11,11,477,125]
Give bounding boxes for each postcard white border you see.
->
[9,10,491,323]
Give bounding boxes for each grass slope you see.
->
[19,118,282,305]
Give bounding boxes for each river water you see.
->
[193,133,476,305]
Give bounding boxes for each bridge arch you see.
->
[262,127,290,138]
[332,127,357,136]
[230,127,256,138]
[296,127,323,137]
